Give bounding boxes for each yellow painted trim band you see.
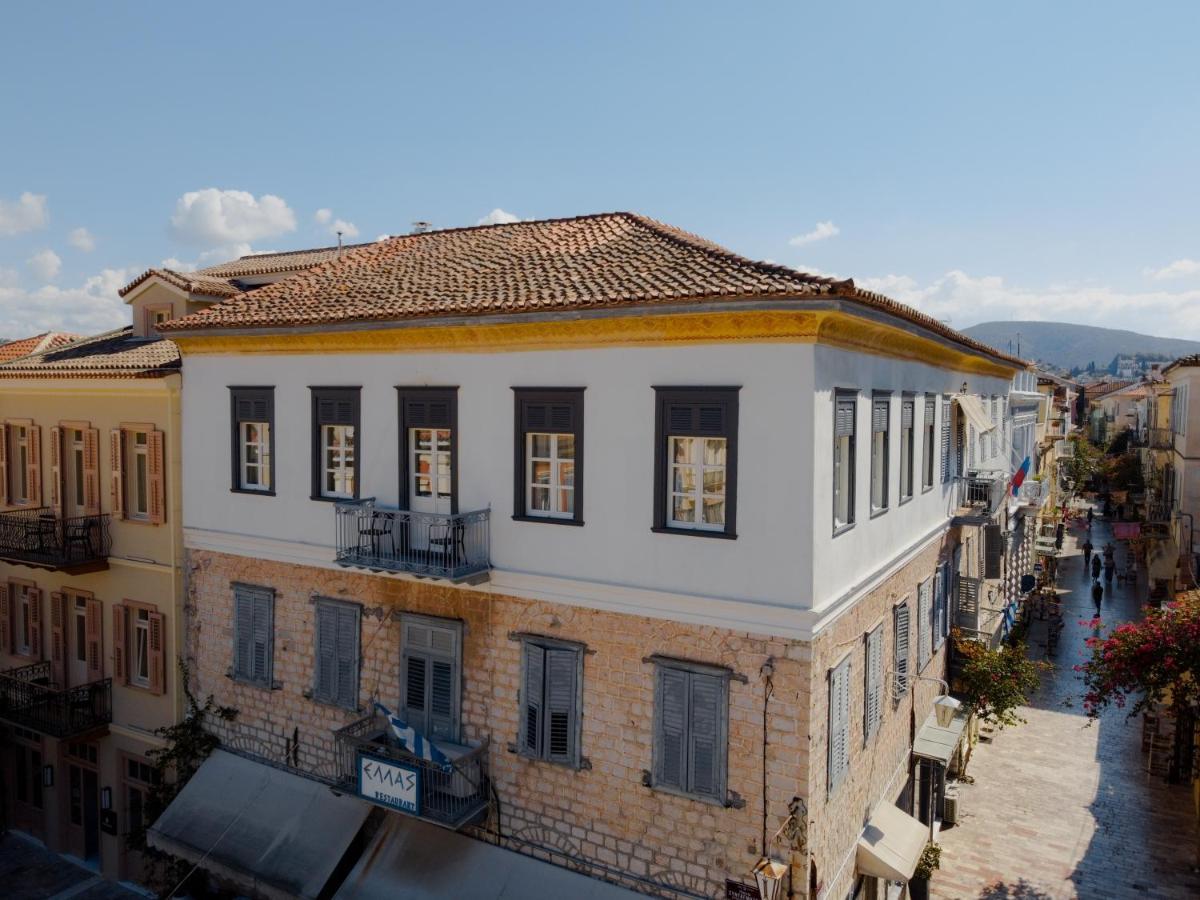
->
[172,311,1017,377]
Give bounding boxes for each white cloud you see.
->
[170,188,296,245]
[792,261,844,280]
[68,227,95,252]
[0,267,136,337]
[788,220,839,247]
[159,257,195,273]
[375,234,391,242]
[856,269,1200,338]
[1146,258,1200,281]
[313,208,359,239]
[26,249,62,281]
[477,208,521,226]
[0,192,49,237]
[314,208,332,225]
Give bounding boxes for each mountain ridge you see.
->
[961,321,1200,370]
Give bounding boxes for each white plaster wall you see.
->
[807,344,1012,610]
[181,343,815,609]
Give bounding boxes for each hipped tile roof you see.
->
[0,332,84,362]
[1164,354,1200,374]
[0,327,179,378]
[156,212,1025,367]
[118,268,243,299]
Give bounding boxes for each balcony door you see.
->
[64,428,87,518]
[8,730,46,839]
[69,596,89,687]
[64,742,100,864]
[398,388,459,553]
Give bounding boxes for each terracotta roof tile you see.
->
[0,332,84,362]
[0,327,179,378]
[158,212,1025,367]
[195,243,371,278]
[119,268,243,299]
[1164,354,1200,375]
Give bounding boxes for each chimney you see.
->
[336,231,343,255]
[411,221,432,234]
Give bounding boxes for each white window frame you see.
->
[239,421,272,492]
[12,425,29,504]
[128,430,150,521]
[525,432,575,519]
[131,608,151,688]
[69,428,86,515]
[666,435,727,532]
[322,424,356,499]
[16,585,33,656]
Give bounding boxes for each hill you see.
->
[961,321,1200,371]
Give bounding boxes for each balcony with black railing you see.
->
[334,711,490,829]
[952,472,1007,525]
[334,498,489,583]
[0,507,111,572]
[0,660,112,738]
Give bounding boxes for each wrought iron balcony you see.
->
[1147,427,1173,450]
[0,507,111,573]
[1146,501,1175,524]
[1015,478,1049,508]
[334,498,489,583]
[953,472,1007,524]
[333,711,489,830]
[0,660,112,738]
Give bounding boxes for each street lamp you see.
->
[752,857,788,900]
[934,695,962,728]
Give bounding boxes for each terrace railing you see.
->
[334,498,489,582]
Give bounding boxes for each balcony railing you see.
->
[954,472,1007,523]
[333,711,489,829]
[0,660,112,738]
[1148,427,1173,450]
[0,508,111,572]
[1146,501,1175,524]
[334,498,490,582]
[1015,478,1048,508]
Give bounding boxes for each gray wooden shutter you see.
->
[864,627,882,741]
[872,398,889,433]
[401,617,459,739]
[901,401,914,429]
[957,574,981,631]
[932,567,945,650]
[252,593,272,684]
[234,591,254,680]
[522,643,544,756]
[828,658,850,793]
[235,586,273,685]
[918,579,931,670]
[687,672,724,800]
[315,602,337,702]
[894,602,910,697]
[835,397,855,436]
[941,397,952,482]
[654,666,689,791]
[544,648,578,765]
[984,524,1003,579]
[335,604,360,709]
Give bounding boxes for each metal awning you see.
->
[333,813,642,899]
[856,801,928,882]
[148,750,371,900]
[953,394,996,433]
[912,710,969,766]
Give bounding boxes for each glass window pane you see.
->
[245,444,259,464]
[326,426,340,449]
[437,476,451,498]
[559,488,574,514]
[559,461,574,487]
[416,475,432,497]
[530,434,551,458]
[702,468,725,494]
[557,434,575,459]
[530,487,550,511]
[245,423,259,443]
[703,498,725,525]
[326,471,337,493]
[671,437,693,463]
[416,429,432,450]
[703,439,726,466]
[532,461,552,486]
[436,430,451,451]
[343,427,355,449]
[672,466,696,493]
[672,495,696,522]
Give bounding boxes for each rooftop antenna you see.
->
[411,221,431,234]
[336,231,343,255]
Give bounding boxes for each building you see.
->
[1156,357,1200,589]
[143,213,1030,900]
[0,245,364,885]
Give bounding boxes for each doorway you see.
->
[70,596,89,687]
[408,427,452,550]
[8,728,46,839]
[65,743,100,864]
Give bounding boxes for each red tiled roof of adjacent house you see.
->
[195,243,371,278]
[1086,380,1135,398]
[0,327,179,378]
[0,331,84,362]
[157,212,1026,367]
[118,268,244,299]
[1163,354,1200,375]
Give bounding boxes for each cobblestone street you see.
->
[933,508,1200,899]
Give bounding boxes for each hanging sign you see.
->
[358,752,421,815]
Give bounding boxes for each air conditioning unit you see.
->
[943,786,960,826]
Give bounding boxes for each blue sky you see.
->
[2,1,1199,338]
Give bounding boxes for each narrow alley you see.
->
[933,509,1200,899]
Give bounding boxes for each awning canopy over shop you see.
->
[856,800,928,882]
[953,394,996,434]
[912,710,969,766]
[147,749,371,900]
[333,813,642,900]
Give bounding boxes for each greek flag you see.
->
[375,702,453,772]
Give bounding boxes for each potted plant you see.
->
[908,842,941,900]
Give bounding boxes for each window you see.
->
[917,577,933,671]
[513,389,583,524]
[398,388,458,512]
[833,392,857,531]
[827,655,851,794]
[143,304,173,336]
[651,658,729,803]
[311,388,360,501]
[69,429,85,513]
[893,601,910,704]
[314,599,360,709]
[3,583,42,658]
[923,396,936,490]
[400,615,461,742]
[863,626,883,743]
[51,589,101,688]
[519,636,583,766]
[233,584,274,687]
[112,426,165,523]
[934,561,951,649]
[940,396,952,483]
[900,397,915,502]
[1,422,40,506]
[231,388,275,493]
[653,388,739,537]
[113,603,165,693]
[871,394,890,513]
[124,756,160,837]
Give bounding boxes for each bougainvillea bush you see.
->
[1077,594,1200,719]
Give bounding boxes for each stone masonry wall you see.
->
[805,531,954,899]
[185,549,813,899]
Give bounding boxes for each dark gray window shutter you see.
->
[316,392,358,426]
[655,666,689,790]
[405,397,453,429]
[522,644,545,756]
[544,648,578,764]
[666,401,726,437]
[404,653,427,724]
[401,617,460,740]
[872,398,889,432]
[940,397,952,482]
[687,673,724,800]
[315,602,337,702]
[984,524,1003,579]
[522,400,576,433]
[233,389,273,423]
[894,602,910,697]
[835,397,856,437]
[335,604,360,709]
[234,591,254,680]
[901,401,914,429]
[251,593,271,684]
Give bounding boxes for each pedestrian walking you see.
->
[1104,561,1114,584]
[1087,507,1094,525]
[1055,522,1064,550]
[1091,555,1102,579]
[1092,579,1103,612]
[1082,539,1093,566]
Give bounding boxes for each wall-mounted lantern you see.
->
[752,858,788,900]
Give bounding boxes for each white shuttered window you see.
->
[918,577,933,670]
[864,626,883,743]
[894,601,911,704]
[828,656,851,794]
